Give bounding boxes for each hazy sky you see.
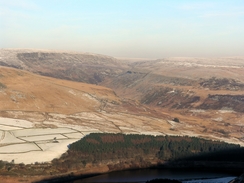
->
[1,0,244,58]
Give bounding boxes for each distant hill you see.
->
[0,48,126,84]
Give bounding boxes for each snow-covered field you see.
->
[0,117,87,164]
[0,131,24,144]
[0,117,34,128]
[0,124,22,130]
[0,143,40,153]
[19,134,67,142]
[12,128,76,137]
[62,132,84,139]
[0,139,78,164]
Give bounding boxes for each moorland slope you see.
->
[1,49,243,146]
[0,49,244,182]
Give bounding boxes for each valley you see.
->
[0,49,244,182]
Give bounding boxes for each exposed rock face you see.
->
[199,95,244,112]
[140,86,201,109]
[199,77,244,91]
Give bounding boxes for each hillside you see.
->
[0,49,243,147]
[0,66,175,165]
[0,48,126,84]
[0,67,119,114]
[1,49,244,110]
[0,49,244,182]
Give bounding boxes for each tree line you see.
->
[68,133,241,162]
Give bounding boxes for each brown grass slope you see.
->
[0,66,119,114]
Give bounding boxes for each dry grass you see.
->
[0,66,119,114]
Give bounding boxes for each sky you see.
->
[1,0,244,58]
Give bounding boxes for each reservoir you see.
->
[74,168,238,183]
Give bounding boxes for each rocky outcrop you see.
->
[141,87,200,109]
[199,77,244,91]
[199,95,244,112]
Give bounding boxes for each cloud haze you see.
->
[1,0,244,58]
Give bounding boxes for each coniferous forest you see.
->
[53,133,244,171]
[2,133,242,181]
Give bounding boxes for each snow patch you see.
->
[0,117,33,128]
